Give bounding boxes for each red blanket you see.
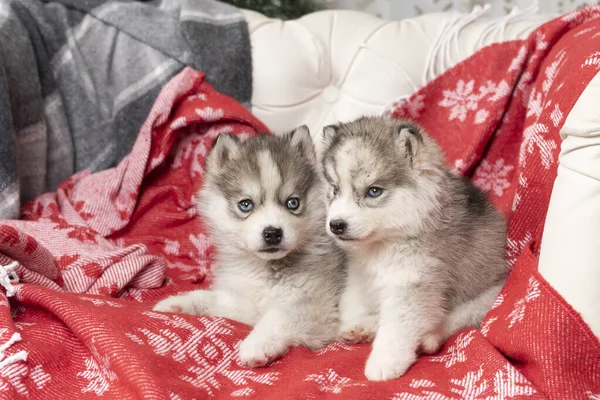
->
[1,6,599,400]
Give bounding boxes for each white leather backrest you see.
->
[244,9,550,138]
[539,71,600,337]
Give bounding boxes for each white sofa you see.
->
[243,8,600,337]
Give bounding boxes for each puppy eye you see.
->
[332,185,339,196]
[238,199,254,213]
[286,197,300,210]
[367,187,383,198]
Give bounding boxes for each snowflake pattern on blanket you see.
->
[0,6,599,399]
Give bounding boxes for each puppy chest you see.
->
[354,243,427,288]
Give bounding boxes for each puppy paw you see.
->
[152,291,209,316]
[364,347,416,381]
[339,315,378,344]
[238,338,288,368]
[418,331,444,355]
[340,326,376,344]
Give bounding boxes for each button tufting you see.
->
[322,86,341,103]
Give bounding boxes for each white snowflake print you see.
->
[439,80,478,122]
[385,94,426,119]
[586,391,600,400]
[189,232,212,263]
[195,107,224,121]
[479,80,511,102]
[486,363,537,399]
[30,364,51,389]
[550,104,563,128]
[453,153,477,175]
[170,116,188,130]
[516,71,534,102]
[315,342,355,356]
[473,159,514,197]
[526,90,543,118]
[0,330,32,395]
[231,387,255,397]
[127,312,279,397]
[480,317,498,337]
[193,93,208,101]
[77,348,118,396]
[561,5,600,26]
[304,368,365,394]
[450,367,488,398]
[0,363,28,395]
[171,135,208,178]
[534,32,548,51]
[542,50,566,93]
[392,393,431,400]
[439,79,510,123]
[163,239,181,256]
[519,122,557,169]
[474,109,490,125]
[79,296,123,308]
[167,261,207,282]
[509,45,528,72]
[409,379,435,389]
[582,51,600,68]
[491,294,504,310]
[392,363,536,400]
[506,231,532,268]
[431,330,475,368]
[511,173,528,213]
[508,277,541,328]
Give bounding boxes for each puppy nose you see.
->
[263,226,283,245]
[329,220,347,235]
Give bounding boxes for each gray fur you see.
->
[319,116,508,381]
[154,127,346,367]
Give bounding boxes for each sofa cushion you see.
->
[244,8,549,140]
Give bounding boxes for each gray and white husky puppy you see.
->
[319,116,508,381]
[154,126,345,368]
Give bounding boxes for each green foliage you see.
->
[222,0,324,20]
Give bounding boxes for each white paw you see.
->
[419,331,443,355]
[364,347,416,381]
[238,337,288,368]
[339,315,378,344]
[152,291,209,316]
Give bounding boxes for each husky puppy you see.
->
[319,116,508,381]
[154,126,345,368]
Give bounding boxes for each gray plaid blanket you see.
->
[0,0,251,218]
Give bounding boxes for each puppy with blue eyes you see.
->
[154,127,346,368]
[320,116,508,381]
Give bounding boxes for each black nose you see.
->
[263,226,283,245]
[329,220,347,235]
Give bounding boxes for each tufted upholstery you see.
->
[243,9,551,138]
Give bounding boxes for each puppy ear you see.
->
[322,125,339,149]
[205,133,240,173]
[288,125,316,164]
[397,123,423,167]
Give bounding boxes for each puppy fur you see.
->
[319,116,508,381]
[153,126,346,368]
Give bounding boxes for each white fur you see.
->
[320,117,507,382]
[154,130,345,368]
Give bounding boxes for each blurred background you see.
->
[223,0,597,20]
